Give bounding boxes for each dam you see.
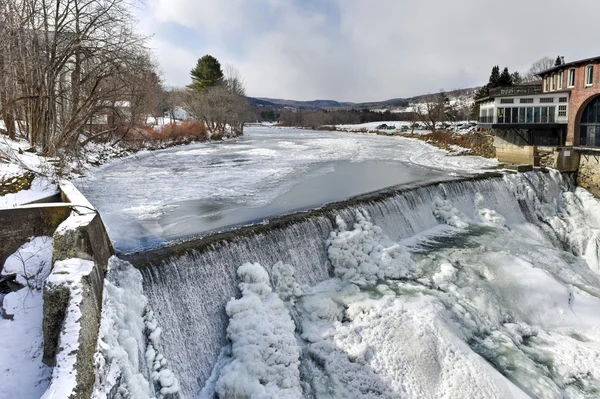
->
[81,128,600,398]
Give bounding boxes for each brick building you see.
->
[476,55,600,166]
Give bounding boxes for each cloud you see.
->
[137,0,600,101]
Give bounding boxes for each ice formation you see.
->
[93,257,178,399]
[327,209,415,285]
[215,263,302,399]
[136,171,600,398]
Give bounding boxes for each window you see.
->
[520,98,534,104]
[512,108,518,124]
[518,108,526,123]
[586,65,594,86]
[558,105,567,117]
[539,98,554,104]
[500,98,514,104]
[568,68,575,87]
[552,74,557,91]
[504,108,512,124]
[545,76,550,92]
[497,108,505,124]
[526,107,534,123]
[559,97,568,103]
[534,107,541,123]
[541,107,548,123]
[558,71,564,89]
[549,106,556,123]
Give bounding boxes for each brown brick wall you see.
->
[562,63,600,145]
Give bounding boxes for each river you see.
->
[78,126,495,253]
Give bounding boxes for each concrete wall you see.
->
[0,204,71,273]
[42,181,114,399]
[1,181,113,399]
[493,131,536,165]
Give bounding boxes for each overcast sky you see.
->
[137,0,599,102]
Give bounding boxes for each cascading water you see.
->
[103,171,600,398]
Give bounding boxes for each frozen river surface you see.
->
[78,126,497,252]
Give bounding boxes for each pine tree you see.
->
[555,56,563,66]
[511,71,522,85]
[498,67,513,86]
[489,66,501,88]
[190,55,224,92]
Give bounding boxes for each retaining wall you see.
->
[1,182,113,399]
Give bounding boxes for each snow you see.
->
[0,237,53,399]
[1,236,53,287]
[93,256,178,399]
[42,258,95,399]
[215,263,302,399]
[0,176,58,209]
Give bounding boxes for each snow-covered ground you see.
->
[0,135,58,208]
[78,126,497,251]
[0,237,53,399]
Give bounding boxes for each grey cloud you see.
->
[140,0,600,101]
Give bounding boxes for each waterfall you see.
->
[131,170,597,398]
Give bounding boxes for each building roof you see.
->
[537,55,600,76]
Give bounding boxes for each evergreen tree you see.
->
[555,56,563,66]
[190,55,224,92]
[498,67,513,86]
[511,71,522,85]
[489,66,501,88]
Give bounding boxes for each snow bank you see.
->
[327,209,415,285]
[93,256,178,399]
[216,262,302,399]
[0,237,53,399]
[0,176,58,209]
[2,236,53,288]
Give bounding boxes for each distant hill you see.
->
[248,97,411,111]
[249,88,480,113]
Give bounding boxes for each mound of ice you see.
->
[474,193,506,227]
[93,257,179,399]
[216,262,302,399]
[433,197,469,228]
[271,261,303,303]
[327,209,415,285]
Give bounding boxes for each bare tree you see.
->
[0,0,158,157]
[412,91,449,131]
[522,56,555,82]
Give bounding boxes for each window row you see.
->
[496,107,556,124]
[544,66,595,91]
[500,97,566,104]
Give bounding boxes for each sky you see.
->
[137,0,600,102]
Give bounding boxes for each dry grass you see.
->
[400,131,496,158]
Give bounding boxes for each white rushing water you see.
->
[91,170,600,399]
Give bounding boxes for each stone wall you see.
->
[578,154,600,197]
[0,204,71,272]
[1,181,113,399]
[42,181,114,399]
